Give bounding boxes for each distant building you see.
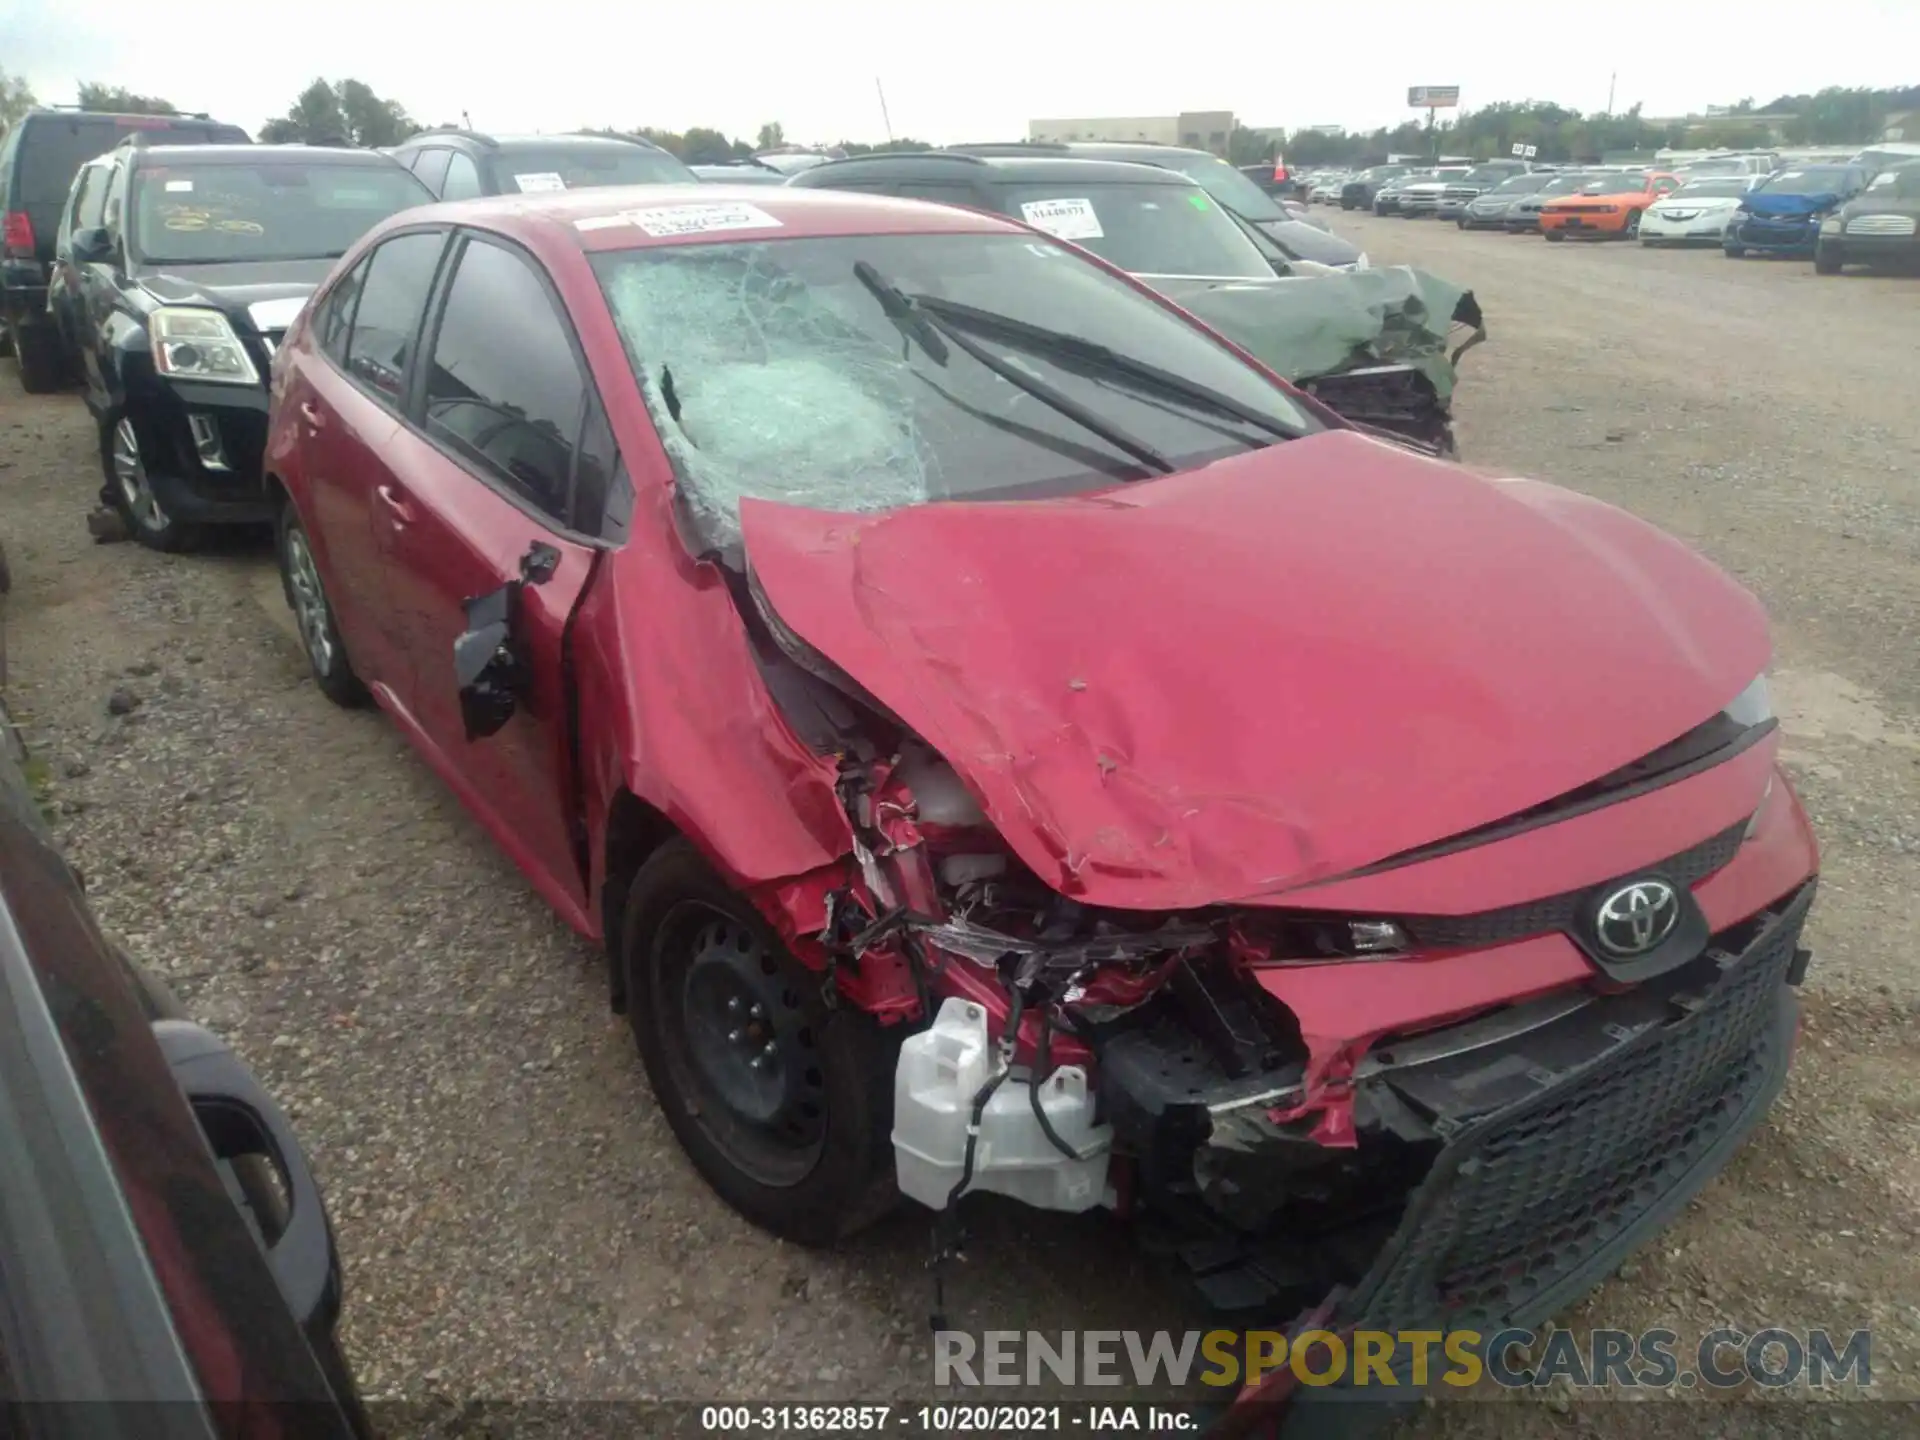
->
[1028,110,1237,156]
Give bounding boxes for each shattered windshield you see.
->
[591,230,1317,555]
[998,183,1272,279]
[131,162,432,264]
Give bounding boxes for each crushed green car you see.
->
[1154,266,1486,457]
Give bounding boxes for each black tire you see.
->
[0,320,13,359]
[1455,218,1468,229]
[99,411,199,553]
[1724,245,1745,258]
[1544,229,1566,243]
[621,838,899,1247]
[1623,210,1642,239]
[1814,245,1842,275]
[276,503,369,707]
[14,323,64,395]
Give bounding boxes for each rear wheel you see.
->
[276,504,368,707]
[1544,229,1566,243]
[1623,210,1643,239]
[622,839,899,1247]
[1724,244,1746,258]
[14,323,64,395]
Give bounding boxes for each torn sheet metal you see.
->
[1153,265,1483,400]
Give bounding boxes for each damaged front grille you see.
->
[1337,880,1811,1339]
[1397,818,1745,951]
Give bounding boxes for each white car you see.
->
[1639,176,1759,245]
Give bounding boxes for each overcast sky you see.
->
[7,0,1917,145]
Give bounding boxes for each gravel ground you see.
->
[1,218,1917,1438]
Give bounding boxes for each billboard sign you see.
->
[1408,86,1461,108]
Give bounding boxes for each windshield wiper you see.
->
[853,261,1174,476]
[909,294,1304,442]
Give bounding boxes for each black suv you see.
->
[949,140,1367,269]
[0,704,370,1434]
[388,128,695,199]
[1,108,249,393]
[52,141,432,549]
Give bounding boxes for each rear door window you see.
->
[342,230,448,404]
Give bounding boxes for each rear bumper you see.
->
[1,278,51,329]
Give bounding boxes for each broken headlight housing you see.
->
[1251,913,1411,962]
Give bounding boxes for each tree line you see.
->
[1259,85,1920,167]
[5,68,1912,164]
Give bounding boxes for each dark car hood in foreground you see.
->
[1740,191,1843,219]
[1154,266,1481,399]
[137,258,336,329]
[742,430,1770,910]
[1254,218,1361,266]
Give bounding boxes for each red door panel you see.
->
[372,426,597,922]
[291,357,407,687]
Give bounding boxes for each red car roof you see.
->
[406,182,1023,253]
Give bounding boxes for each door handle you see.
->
[375,484,415,524]
[297,401,323,430]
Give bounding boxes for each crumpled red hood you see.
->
[741,431,1770,910]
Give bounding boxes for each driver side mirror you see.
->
[72,226,117,265]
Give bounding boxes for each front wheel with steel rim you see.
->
[622,839,898,1247]
[101,412,195,552]
[1624,210,1643,239]
[276,504,367,707]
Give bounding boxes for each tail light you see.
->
[2,211,34,258]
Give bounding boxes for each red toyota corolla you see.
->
[263,184,1816,1415]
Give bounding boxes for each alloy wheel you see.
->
[111,419,168,532]
[283,528,336,676]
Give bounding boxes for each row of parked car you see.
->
[1311,150,1920,273]
[1,109,1497,553]
[0,101,1825,1436]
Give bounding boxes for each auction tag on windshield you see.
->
[164,179,194,192]
[1019,197,1103,240]
[587,202,784,237]
[513,172,567,193]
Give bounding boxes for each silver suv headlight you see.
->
[151,307,260,386]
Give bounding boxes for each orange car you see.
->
[1540,170,1681,240]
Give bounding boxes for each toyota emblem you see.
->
[1593,880,1680,957]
